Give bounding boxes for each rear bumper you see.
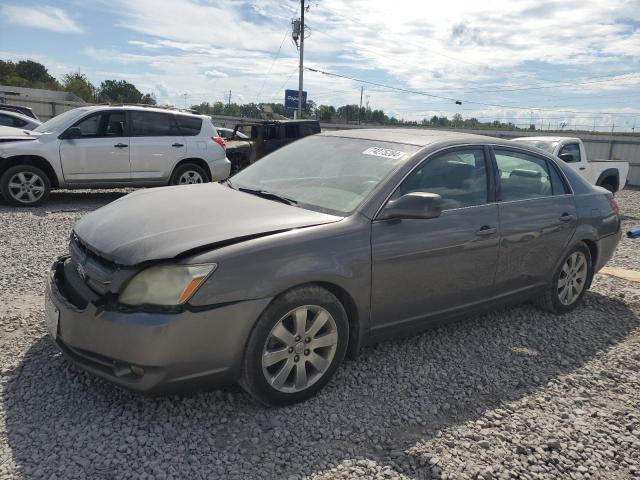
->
[595,229,622,272]
[211,157,231,181]
[46,256,271,393]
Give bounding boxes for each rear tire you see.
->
[169,163,209,185]
[533,243,593,314]
[0,164,51,206]
[240,285,349,406]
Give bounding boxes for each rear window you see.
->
[513,139,559,154]
[176,115,202,136]
[131,111,179,136]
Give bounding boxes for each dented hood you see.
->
[74,183,342,265]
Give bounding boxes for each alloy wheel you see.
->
[558,251,588,305]
[261,305,338,393]
[178,170,204,184]
[7,171,46,204]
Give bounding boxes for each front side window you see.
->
[494,149,553,201]
[395,149,488,210]
[0,114,23,127]
[284,124,297,138]
[131,111,179,136]
[72,111,126,138]
[558,143,581,163]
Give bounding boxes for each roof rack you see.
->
[104,103,201,115]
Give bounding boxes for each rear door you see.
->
[59,110,130,182]
[129,111,186,181]
[371,147,500,331]
[492,147,577,295]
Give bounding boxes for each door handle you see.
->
[172,143,184,147]
[475,226,497,236]
[559,213,575,222]
[114,143,128,148]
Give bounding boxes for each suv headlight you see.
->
[119,264,217,307]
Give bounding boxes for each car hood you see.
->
[73,183,342,265]
[0,126,41,142]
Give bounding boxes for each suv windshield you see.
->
[33,108,90,133]
[230,136,419,216]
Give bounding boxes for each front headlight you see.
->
[119,264,217,307]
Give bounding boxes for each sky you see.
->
[0,0,639,132]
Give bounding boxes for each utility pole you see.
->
[358,86,363,125]
[297,0,305,119]
[227,90,231,107]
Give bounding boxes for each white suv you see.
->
[0,105,230,206]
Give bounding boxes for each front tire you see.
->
[533,243,593,314]
[0,164,51,206]
[240,285,349,406]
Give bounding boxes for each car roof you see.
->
[75,105,206,117]
[514,136,580,143]
[320,128,518,148]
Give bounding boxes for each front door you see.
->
[128,111,186,181]
[371,147,500,332]
[59,110,130,182]
[492,147,577,294]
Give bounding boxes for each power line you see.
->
[305,66,640,116]
[255,29,290,102]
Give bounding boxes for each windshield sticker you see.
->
[362,146,407,160]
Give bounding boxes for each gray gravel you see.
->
[1,188,639,480]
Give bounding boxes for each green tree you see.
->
[15,60,60,88]
[317,105,335,122]
[99,79,144,103]
[62,72,95,102]
[141,93,156,105]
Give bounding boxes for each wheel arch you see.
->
[250,281,364,360]
[171,158,212,182]
[0,155,59,188]
[595,168,619,191]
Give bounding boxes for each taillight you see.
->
[212,136,226,150]
[610,197,619,215]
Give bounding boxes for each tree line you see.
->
[0,59,156,105]
[2,58,532,130]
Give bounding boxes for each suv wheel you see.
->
[0,164,51,206]
[170,163,209,185]
[533,243,593,314]
[240,285,349,406]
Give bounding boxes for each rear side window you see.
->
[549,163,569,195]
[176,115,202,136]
[131,111,179,136]
[558,143,581,163]
[0,114,26,127]
[494,149,553,201]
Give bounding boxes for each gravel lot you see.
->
[0,188,639,480]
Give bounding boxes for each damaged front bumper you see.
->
[45,256,271,393]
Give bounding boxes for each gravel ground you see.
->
[0,188,639,480]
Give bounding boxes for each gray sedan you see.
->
[45,129,621,405]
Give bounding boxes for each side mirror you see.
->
[64,127,82,139]
[378,192,442,220]
[558,153,574,163]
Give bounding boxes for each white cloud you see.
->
[1,5,82,33]
[204,70,228,79]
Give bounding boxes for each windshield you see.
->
[33,108,90,133]
[513,138,559,154]
[230,135,419,216]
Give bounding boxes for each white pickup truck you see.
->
[512,136,629,193]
